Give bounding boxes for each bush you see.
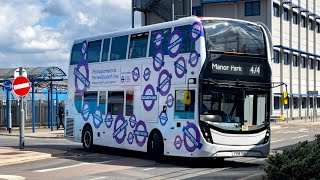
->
[261,135,320,180]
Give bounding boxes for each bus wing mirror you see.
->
[184,91,191,105]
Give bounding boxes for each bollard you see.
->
[287,111,289,123]
[305,110,307,122]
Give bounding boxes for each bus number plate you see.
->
[232,151,247,157]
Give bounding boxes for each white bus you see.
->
[65,16,274,160]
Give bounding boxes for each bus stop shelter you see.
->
[0,67,67,132]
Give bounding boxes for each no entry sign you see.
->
[12,76,31,97]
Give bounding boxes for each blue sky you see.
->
[0,0,141,73]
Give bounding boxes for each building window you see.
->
[274,50,280,63]
[302,97,306,109]
[108,91,124,115]
[274,96,280,110]
[310,97,314,108]
[293,54,298,67]
[284,95,290,109]
[301,15,306,28]
[273,3,280,17]
[110,35,128,61]
[192,6,202,16]
[87,40,102,63]
[309,19,315,30]
[310,58,314,69]
[175,90,195,119]
[125,91,134,116]
[293,97,299,109]
[317,22,320,33]
[317,98,320,108]
[245,1,260,16]
[283,52,289,65]
[317,60,320,71]
[128,32,149,59]
[283,7,289,21]
[101,38,110,62]
[301,56,306,68]
[292,11,298,24]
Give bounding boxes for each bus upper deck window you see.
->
[70,43,82,65]
[174,25,195,54]
[110,35,128,61]
[128,32,148,59]
[149,28,171,57]
[101,38,110,62]
[87,40,102,63]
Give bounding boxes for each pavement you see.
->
[0,119,319,168]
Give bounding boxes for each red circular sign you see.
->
[13,76,31,97]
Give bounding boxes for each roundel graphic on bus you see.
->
[81,101,90,122]
[166,93,174,108]
[141,84,157,111]
[183,123,203,152]
[189,51,200,68]
[157,69,172,97]
[159,111,168,126]
[174,135,183,150]
[129,114,137,128]
[113,115,128,144]
[127,132,134,144]
[152,50,165,72]
[104,112,113,129]
[134,120,149,147]
[92,106,103,129]
[190,21,204,42]
[74,60,90,96]
[143,67,151,81]
[168,30,182,58]
[174,57,187,78]
[132,67,140,82]
[153,31,164,49]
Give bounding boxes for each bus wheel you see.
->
[151,131,164,162]
[82,126,93,151]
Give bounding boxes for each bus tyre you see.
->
[82,126,93,152]
[151,132,164,162]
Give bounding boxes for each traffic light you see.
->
[282,91,288,105]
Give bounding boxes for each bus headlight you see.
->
[199,121,213,144]
[264,128,270,143]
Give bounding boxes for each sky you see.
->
[0,0,141,73]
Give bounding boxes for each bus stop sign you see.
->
[4,80,12,92]
[12,76,31,97]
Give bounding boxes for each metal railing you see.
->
[272,109,320,123]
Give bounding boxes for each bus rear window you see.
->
[70,43,82,65]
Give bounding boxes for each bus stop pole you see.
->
[6,91,12,133]
[56,89,58,129]
[19,67,25,149]
[31,79,35,133]
[50,80,53,131]
[48,91,50,128]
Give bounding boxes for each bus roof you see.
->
[73,16,261,44]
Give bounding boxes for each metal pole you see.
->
[190,0,192,16]
[48,90,50,128]
[287,110,289,123]
[19,67,25,149]
[6,91,12,133]
[32,79,35,133]
[56,90,58,129]
[50,81,53,131]
[172,0,175,20]
[132,0,134,28]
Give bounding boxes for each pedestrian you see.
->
[59,102,65,129]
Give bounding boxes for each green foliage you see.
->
[261,135,320,180]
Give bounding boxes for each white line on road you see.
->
[238,172,265,180]
[0,175,25,180]
[272,139,285,143]
[14,83,29,90]
[291,135,309,140]
[88,177,108,180]
[143,167,155,171]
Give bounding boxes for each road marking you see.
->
[0,175,25,180]
[88,177,108,180]
[272,139,285,143]
[143,167,155,171]
[166,168,230,180]
[35,160,112,173]
[291,135,309,139]
[238,172,265,180]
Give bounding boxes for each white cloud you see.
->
[0,0,141,72]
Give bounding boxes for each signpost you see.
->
[12,68,30,149]
[4,80,12,133]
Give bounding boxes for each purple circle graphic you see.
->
[157,69,172,96]
[92,106,103,129]
[174,135,183,150]
[143,67,151,81]
[132,67,140,82]
[74,60,90,96]
[104,112,113,129]
[127,132,134,144]
[134,120,149,147]
[159,111,168,126]
[129,114,137,128]
[141,84,157,111]
[153,31,164,49]
[166,93,174,108]
[174,57,187,78]
[113,115,128,144]
[168,30,182,58]
[190,21,204,42]
[81,101,90,122]
[188,51,200,68]
[152,50,165,72]
[183,123,203,152]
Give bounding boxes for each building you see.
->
[133,0,320,119]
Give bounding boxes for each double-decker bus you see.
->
[65,16,274,160]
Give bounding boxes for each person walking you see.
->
[58,102,65,129]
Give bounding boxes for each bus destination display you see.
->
[211,60,263,77]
